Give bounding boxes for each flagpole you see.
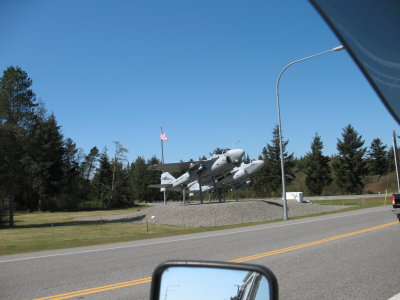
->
[160,125,165,164]
[160,125,167,205]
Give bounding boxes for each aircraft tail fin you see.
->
[148,172,175,190]
[161,172,175,184]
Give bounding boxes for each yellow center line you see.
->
[34,221,398,300]
[33,278,152,300]
[228,221,397,263]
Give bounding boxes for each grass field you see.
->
[0,205,276,256]
[0,197,392,256]
[312,196,391,208]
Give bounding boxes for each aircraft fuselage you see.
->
[170,149,244,188]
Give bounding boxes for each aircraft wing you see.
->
[148,183,182,192]
[147,162,194,172]
[147,158,217,173]
[148,183,173,188]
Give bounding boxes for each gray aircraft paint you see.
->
[148,149,245,190]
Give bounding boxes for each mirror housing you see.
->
[150,260,278,300]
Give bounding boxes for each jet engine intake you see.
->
[233,169,247,181]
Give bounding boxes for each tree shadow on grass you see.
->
[7,215,147,229]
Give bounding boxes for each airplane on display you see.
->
[147,148,245,203]
[187,159,264,201]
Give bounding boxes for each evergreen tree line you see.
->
[251,124,395,197]
[0,66,396,225]
[0,67,167,226]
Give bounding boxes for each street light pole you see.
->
[275,45,344,221]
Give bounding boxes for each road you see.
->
[0,206,399,299]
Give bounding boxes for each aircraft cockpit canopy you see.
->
[213,148,231,155]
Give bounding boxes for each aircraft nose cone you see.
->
[247,160,264,174]
[253,160,264,170]
[228,149,245,162]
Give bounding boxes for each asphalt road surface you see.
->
[1,206,399,299]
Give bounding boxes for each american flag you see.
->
[160,132,168,141]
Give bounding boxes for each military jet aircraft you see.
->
[188,159,264,201]
[148,148,245,203]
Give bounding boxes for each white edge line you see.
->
[0,206,390,264]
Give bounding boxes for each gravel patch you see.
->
[75,199,349,227]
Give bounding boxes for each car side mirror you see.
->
[150,260,279,300]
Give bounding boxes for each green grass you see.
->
[0,217,278,256]
[0,197,391,256]
[312,196,391,208]
[0,206,278,256]
[0,222,186,255]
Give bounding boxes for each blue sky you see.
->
[1,0,398,163]
[160,266,250,300]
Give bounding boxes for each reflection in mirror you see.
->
[158,266,270,300]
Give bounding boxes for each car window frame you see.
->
[309,0,400,125]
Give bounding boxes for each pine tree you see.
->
[252,125,295,196]
[24,114,65,211]
[111,141,128,203]
[82,147,100,180]
[94,148,113,208]
[145,156,162,202]
[110,162,129,208]
[61,137,88,210]
[0,66,37,226]
[304,134,331,195]
[0,66,37,127]
[367,138,388,178]
[387,146,399,173]
[332,124,367,194]
[129,157,147,202]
